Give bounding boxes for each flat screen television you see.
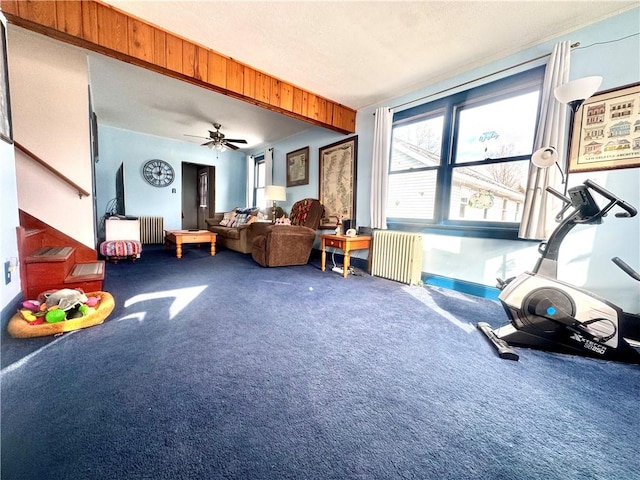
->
[115,162,126,215]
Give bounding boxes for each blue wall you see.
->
[96,125,246,231]
[264,9,640,311]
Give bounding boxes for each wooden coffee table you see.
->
[164,230,217,259]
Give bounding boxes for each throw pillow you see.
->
[220,211,236,227]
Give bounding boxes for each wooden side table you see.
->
[321,234,372,278]
[164,230,217,259]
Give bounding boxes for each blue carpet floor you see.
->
[1,245,639,479]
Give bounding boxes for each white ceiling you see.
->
[91,1,637,150]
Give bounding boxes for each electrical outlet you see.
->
[4,261,10,284]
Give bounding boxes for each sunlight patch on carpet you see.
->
[1,331,78,377]
[123,285,208,320]
[402,285,476,333]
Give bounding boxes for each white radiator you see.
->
[371,230,423,285]
[139,216,165,244]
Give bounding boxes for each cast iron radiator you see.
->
[370,230,423,285]
[139,216,165,244]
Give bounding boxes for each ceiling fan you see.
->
[185,123,248,151]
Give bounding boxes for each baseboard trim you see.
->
[1,292,23,330]
[422,273,500,300]
[310,248,499,300]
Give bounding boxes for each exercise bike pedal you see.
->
[477,322,519,361]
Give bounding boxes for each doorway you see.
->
[182,163,215,229]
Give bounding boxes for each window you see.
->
[254,155,266,208]
[387,67,544,239]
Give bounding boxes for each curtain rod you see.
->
[385,42,580,112]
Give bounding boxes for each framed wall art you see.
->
[568,82,640,173]
[318,136,358,226]
[286,146,309,187]
[0,21,13,145]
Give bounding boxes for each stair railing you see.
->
[14,141,90,198]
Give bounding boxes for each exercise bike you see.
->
[478,179,640,363]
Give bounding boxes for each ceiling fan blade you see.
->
[223,141,240,150]
[185,134,209,139]
[225,139,247,144]
[201,140,215,147]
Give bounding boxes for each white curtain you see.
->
[370,107,394,229]
[519,41,571,240]
[245,154,254,207]
[265,147,273,186]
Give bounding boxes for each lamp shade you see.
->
[265,185,286,202]
[531,146,559,168]
[554,76,603,109]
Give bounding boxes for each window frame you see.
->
[387,67,545,240]
[253,154,266,208]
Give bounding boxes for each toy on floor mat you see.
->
[8,289,115,338]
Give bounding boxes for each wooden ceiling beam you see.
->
[0,0,356,134]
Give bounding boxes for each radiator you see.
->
[139,216,165,244]
[371,230,423,285]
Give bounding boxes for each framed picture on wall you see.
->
[286,146,309,187]
[568,82,640,173]
[318,136,358,225]
[0,21,13,145]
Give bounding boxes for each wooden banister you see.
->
[14,141,91,198]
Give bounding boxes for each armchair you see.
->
[251,198,324,267]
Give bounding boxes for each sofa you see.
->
[205,207,283,254]
[252,198,324,267]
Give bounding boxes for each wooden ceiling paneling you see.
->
[1,0,356,134]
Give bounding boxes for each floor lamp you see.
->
[532,76,603,195]
[552,75,603,187]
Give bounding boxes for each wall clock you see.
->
[142,159,175,187]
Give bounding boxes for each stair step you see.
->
[24,227,46,237]
[27,246,74,263]
[65,261,105,283]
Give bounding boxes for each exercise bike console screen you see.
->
[568,185,600,220]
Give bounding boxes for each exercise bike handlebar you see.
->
[583,179,637,218]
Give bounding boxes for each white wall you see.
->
[0,140,21,310]
[96,125,246,231]
[8,27,95,248]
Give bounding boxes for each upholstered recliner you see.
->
[251,198,324,267]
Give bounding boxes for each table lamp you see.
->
[265,185,286,223]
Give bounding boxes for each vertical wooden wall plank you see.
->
[307,93,318,119]
[128,17,154,63]
[208,51,227,88]
[301,91,309,117]
[97,4,128,54]
[0,1,19,17]
[165,33,183,73]
[269,78,281,108]
[81,1,99,44]
[292,88,303,115]
[153,29,166,67]
[326,102,335,127]
[243,67,256,98]
[182,41,196,77]
[280,82,293,112]
[19,0,57,28]
[195,46,208,81]
[56,0,82,37]
[226,59,244,94]
[317,97,327,123]
[254,72,270,103]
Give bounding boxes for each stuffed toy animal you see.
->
[43,288,89,311]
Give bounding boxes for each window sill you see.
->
[386,220,538,241]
